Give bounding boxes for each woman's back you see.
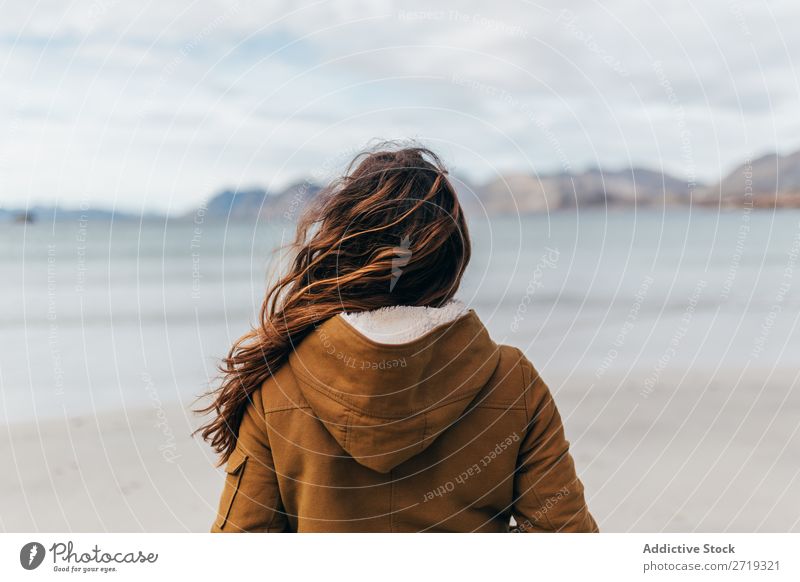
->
[200,144,597,532]
[211,302,597,532]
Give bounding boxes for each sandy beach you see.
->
[0,401,221,532]
[2,365,798,532]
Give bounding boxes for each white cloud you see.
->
[1,0,799,212]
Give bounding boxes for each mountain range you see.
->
[700,150,800,208]
[4,149,800,223]
[194,148,800,220]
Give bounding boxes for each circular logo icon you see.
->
[20,542,46,570]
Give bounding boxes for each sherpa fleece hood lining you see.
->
[339,300,469,345]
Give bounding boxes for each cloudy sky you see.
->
[1,0,799,213]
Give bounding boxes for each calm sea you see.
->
[2,208,799,423]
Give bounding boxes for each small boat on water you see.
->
[13,211,35,224]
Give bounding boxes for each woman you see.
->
[198,145,598,533]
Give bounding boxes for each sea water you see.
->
[1,208,799,424]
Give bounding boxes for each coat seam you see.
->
[390,469,396,533]
[264,404,312,415]
[518,350,558,532]
[473,403,526,411]
[343,408,351,450]
[264,489,277,530]
[530,486,558,531]
[519,349,530,421]
[267,399,522,414]
[420,406,429,456]
[294,371,481,419]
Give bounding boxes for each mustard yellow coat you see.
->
[211,310,598,533]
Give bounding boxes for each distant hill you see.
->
[700,150,800,208]
[196,181,321,221]
[200,166,698,219]
[470,167,695,214]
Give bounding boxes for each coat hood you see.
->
[287,301,501,473]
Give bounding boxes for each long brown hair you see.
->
[196,144,472,462]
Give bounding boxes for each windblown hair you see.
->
[196,144,472,462]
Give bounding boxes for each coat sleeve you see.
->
[210,386,289,533]
[511,353,599,532]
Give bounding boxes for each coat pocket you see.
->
[214,448,248,530]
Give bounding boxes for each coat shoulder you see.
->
[260,361,310,414]
[472,344,544,413]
